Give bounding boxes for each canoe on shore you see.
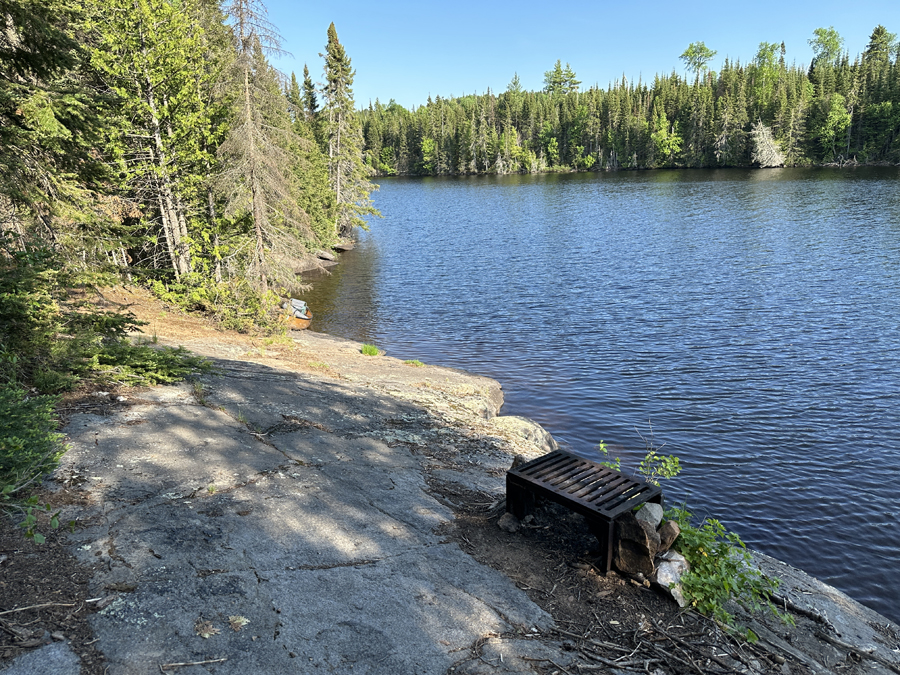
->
[284,298,312,330]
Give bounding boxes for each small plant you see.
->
[361,344,379,356]
[597,440,620,471]
[403,359,425,367]
[635,421,680,485]
[192,381,207,405]
[668,505,793,639]
[307,361,330,371]
[207,484,217,494]
[596,423,787,640]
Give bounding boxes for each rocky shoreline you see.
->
[1,292,898,674]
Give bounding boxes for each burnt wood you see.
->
[506,449,663,573]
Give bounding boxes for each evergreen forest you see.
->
[362,27,900,175]
[0,0,374,515]
[2,0,374,327]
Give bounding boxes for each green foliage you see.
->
[0,381,66,542]
[597,440,620,471]
[809,27,844,65]
[680,41,717,78]
[667,506,792,637]
[363,23,900,175]
[149,277,282,333]
[0,385,65,484]
[403,359,425,367]
[0,235,210,539]
[634,422,681,485]
[543,60,581,96]
[361,344,379,356]
[599,424,787,639]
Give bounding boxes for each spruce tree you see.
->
[321,23,377,238]
[1,0,104,227]
[217,0,318,293]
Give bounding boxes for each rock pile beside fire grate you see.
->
[614,502,689,607]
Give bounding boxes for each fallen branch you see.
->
[815,630,900,675]
[770,593,836,630]
[0,602,76,616]
[652,620,742,674]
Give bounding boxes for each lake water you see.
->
[303,168,900,623]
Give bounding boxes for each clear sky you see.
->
[264,0,898,110]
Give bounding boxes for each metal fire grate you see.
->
[506,449,663,572]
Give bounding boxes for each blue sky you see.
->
[265,0,898,109]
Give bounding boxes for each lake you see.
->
[303,168,900,623]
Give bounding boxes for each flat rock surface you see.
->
[2,288,899,674]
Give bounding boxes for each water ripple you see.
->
[306,168,900,623]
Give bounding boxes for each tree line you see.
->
[361,25,900,176]
[1,0,374,326]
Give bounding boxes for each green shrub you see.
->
[361,344,379,356]
[403,359,424,367]
[0,383,66,542]
[667,505,792,639]
[597,422,788,639]
[0,233,210,539]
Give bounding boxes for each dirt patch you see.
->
[436,482,814,675]
[0,493,106,674]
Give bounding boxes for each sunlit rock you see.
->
[657,520,681,553]
[651,550,690,608]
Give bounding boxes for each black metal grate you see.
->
[506,449,663,572]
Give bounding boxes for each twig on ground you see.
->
[0,602,76,616]
[159,657,227,672]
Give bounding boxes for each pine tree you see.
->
[321,23,377,238]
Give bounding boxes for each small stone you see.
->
[651,550,690,607]
[510,454,528,470]
[522,514,535,525]
[635,503,664,529]
[657,520,680,552]
[51,632,65,641]
[497,512,520,533]
[289,651,296,658]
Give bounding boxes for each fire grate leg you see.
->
[506,475,536,520]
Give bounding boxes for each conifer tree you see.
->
[217,0,317,293]
[1,0,104,229]
[321,23,377,238]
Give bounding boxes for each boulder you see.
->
[651,550,690,608]
[613,511,661,577]
[635,503,664,530]
[489,416,558,455]
[657,520,681,553]
[316,249,337,261]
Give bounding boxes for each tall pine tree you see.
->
[321,23,377,238]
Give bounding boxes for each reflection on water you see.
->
[303,167,900,623]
